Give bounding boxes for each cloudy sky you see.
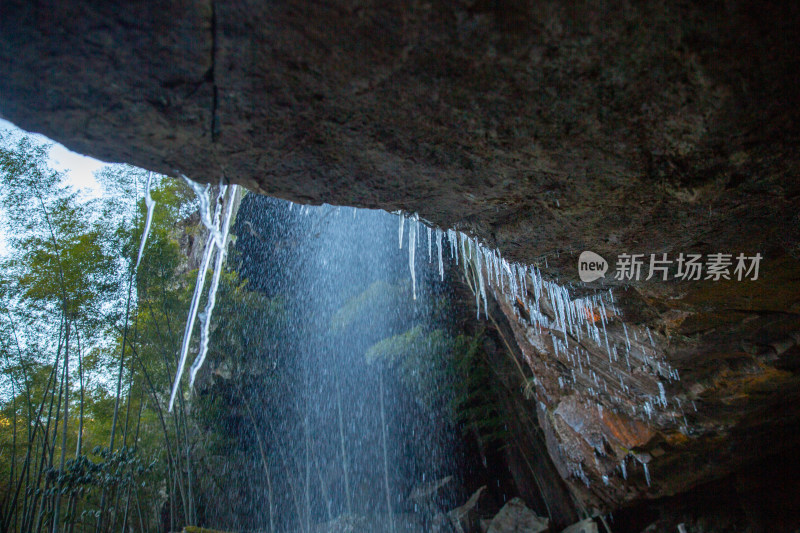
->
[0,118,111,254]
[0,118,107,198]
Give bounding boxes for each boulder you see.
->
[486,498,549,533]
[447,485,488,533]
[560,519,598,533]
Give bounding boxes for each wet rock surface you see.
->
[2,1,800,530]
[485,497,549,533]
[561,519,598,533]
[496,265,800,512]
[2,0,798,262]
[446,485,487,533]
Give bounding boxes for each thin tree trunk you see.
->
[120,390,146,533]
[10,355,58,533]
[129,342,186,528]
[5,382,17,531]
[111,338,138,533]
[98,254,138,533]
[53,322,70,533]
[66,330,85,533]
[29,332,63,533]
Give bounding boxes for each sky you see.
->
[0,118,110,254]
[0,118,107,198]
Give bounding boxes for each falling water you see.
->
[173,182,680,525]
[225,197,461,531]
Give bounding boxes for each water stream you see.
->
[226,196,462,531]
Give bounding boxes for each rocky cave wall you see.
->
[2,0,800,527]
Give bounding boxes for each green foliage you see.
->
[330,280,401,331]
[366,325,457,411]
[364,323,507,442]
[450,331,509,444]
[0,133,212,532]
[0,134,117,325]
[43,446,154,498]
[365,324,428,365]
[0,130,511,532]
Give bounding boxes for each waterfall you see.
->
[171,186,679,528]
[226,197,460,531]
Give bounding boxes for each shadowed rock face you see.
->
[2,0,800,522]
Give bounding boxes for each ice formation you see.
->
[391,209,682,491]
[398,213,404,249]
[166,189,682,491]
[408,214,417,300]
[135,171,156,269]
[189,183,238,389]
[169,179,238,411]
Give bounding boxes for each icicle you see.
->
[459,232,467,269]
[183,177,213,229]
[643,462,651,487]
[623,323,631,350]
[658,382,667,407]
[600,311,612,362]
[409,218,417,300]
[598,295,609,325]
[475,267,481,320]
[427,226,432,263]
[189,185,238,389]
[183,176,227,247]
[135,171,156,269]
[436,229,444,281]
[620,458,627,480]
[169,181,225,412]
[493,253,501,290]
[398,214,405,249]
[477,251,488,318]
[448,229,458,264]
[643,401,653,419]
[473,249,481,319]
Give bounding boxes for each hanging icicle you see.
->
[189,184,239,389]
[408,215,417,300]
[436,229,444,281]
[427,226,432,263]
[384,211,686,442]
[169,179,237,412]
[398,213,405,249]
[135,171,156,269]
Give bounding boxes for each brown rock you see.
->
[2,0,800,522]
